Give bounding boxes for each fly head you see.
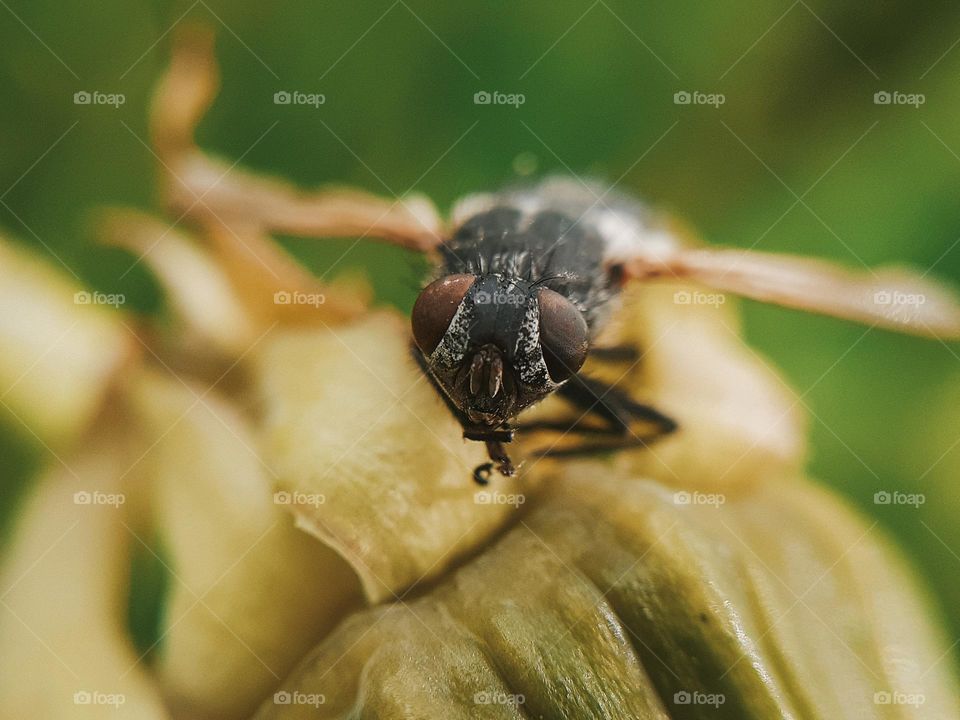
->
[411,272,590,436]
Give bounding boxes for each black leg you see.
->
[531,436,658,458]
[518,373,677,459]
[589,344,641,363]
[471,441,517,485]
[557,374,677,434]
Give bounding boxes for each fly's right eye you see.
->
[411,274,476,354]
[537,287,589,382]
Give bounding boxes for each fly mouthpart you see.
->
[466,409,501,426]
[467,345,505,401]
[488,353,503,398]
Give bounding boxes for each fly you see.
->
[409,182,685,484]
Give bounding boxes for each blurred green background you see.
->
[2,0,960,674]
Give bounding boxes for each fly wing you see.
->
[614,244,960,340]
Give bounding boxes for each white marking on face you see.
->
[514,296,552,387]
[430,298,473,368]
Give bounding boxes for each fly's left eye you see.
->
[537,288,588,382]
[411,274,476,355]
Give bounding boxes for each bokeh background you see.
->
[2,0,960,675]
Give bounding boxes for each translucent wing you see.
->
[618,246,960,340]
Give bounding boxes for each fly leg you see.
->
[472,440,517,485]
[518,373,677,458]
[588,344,641,363]
[463,429,516,485]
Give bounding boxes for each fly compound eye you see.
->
[411,274,476,354]
[537,287,589,382]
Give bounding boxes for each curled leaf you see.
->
[258,465,959,719]
[0,236,132,444]
[0,422,169,719]
[129,368,362,719]
[99,209,258,357]
[200,218,369,325]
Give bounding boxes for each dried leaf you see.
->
[0,424,169,719]
[200,218,369,325]
[258,465,959,719]
[0,236,132,444]
[129,368,362,719]
[99,209,258,356]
